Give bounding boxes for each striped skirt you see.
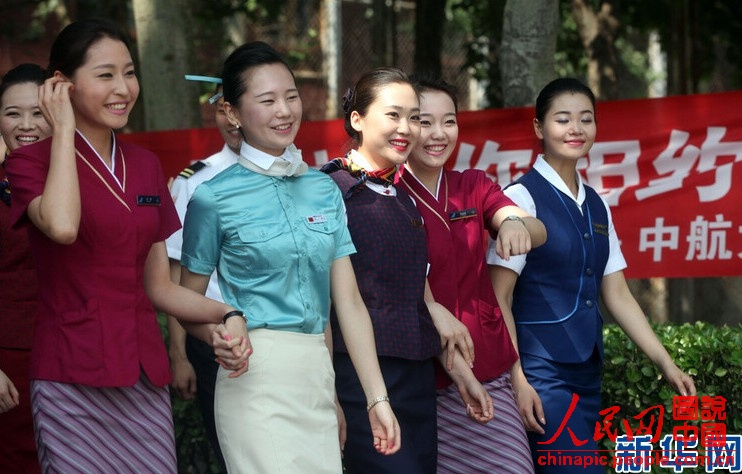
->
[31,372,176,473]
[437,371,535,473]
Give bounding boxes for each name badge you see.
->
[449,208,477,221]
[306,214,327,224]
[137,195,161,206]
[593,222,609,236]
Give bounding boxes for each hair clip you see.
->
[342,87,355,115]
[185,75,224,104]
[184,74,222,84]
[208,91,223,104]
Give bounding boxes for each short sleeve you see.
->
[486,183,532,274]
[331,184,356,260]
[602,197,627,275]
[5,145,48,227]
[181,183,222,276]
[153,160,181,243]
[477,172,515,232]
[164,176,189,261]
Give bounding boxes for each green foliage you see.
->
[554,1,587,79]
[448,0,506,107]
[601,322,742,473]
[158,313,222,473]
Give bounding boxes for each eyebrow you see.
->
[91,62,135,70]
[553,109,594,115]
[254,88,299,98]
[384,104,420,113]
[419,111,456,117]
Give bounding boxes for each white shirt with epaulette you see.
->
[165,144,240,301]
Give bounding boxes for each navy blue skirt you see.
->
[521,349,605,474]
[335,353,437,474]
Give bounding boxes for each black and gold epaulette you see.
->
[178,161,207,179]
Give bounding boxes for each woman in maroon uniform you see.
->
[0,63,51,474]
[7,19,246,473]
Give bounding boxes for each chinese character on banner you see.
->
[673,395,699,421]
[701,395,727,421]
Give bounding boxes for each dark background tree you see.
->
[413,0,445,76]
[2,0,740,328]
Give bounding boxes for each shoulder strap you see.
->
[178,161,207,179]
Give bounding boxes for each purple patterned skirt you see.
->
[31,372,176,473]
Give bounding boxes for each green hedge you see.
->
[600,322,742,473]
[163,317,742,473]
[157,314,222,474]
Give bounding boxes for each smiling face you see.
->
[353,81,420,169]
[65,36,139,135]
[224,62,301,157]
[534,91,596,163]
[0,82,51,152]
[407,90,458,172]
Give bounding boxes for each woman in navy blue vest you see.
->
[489,78,696,473]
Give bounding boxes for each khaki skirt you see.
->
[215,328,342,473]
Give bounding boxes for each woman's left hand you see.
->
[0,370,19,414]
[368,400,401,455]
[427,301,474,371]
[456,378,494,424]
[335,397,347,452]
[661,362,697,397]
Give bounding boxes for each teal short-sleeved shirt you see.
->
[181,164,355,334]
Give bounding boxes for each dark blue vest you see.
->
[511,170,610,363]
[327,170,440,360]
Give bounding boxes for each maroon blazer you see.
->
[7,132,180,387]
[0,165,37,349]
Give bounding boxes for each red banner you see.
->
[123,91,742,279]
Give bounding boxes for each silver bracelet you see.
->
[503,215,526,226]
[366,395,390,412]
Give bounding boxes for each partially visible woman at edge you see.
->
[399,73,544,473]
[6,19,248,473]
[179,41,400,474]
[0,63,51,474]
[489,77,696,474]
[322,67,494,474]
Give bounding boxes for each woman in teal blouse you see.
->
[179,41,400,474]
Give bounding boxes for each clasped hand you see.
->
[212,318,252,378]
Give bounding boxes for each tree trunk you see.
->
[371,0,397,67]
[570,0,620,99]
[131,0,200,131]
[320,0,342,120]
[413,0,445,76]
[499,0,559,107]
